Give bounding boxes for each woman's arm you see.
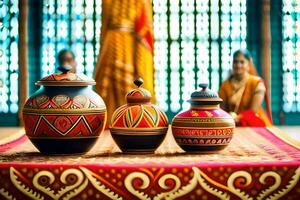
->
[250,82,266,113]
[219,82,241,122]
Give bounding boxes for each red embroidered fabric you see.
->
[0,127,299,199]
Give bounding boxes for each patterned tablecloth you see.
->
[0,127,299,200]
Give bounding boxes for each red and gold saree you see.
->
[219,74,272,126]
[94,0,155,121]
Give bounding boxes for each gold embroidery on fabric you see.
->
[157,167,230,199]
[0,188,16,200]
[153,174,181,200]
[264,167,300,200]
[124,171,151,200]
[32,169,86,200]
[10,167,121,200]
[227,171,253,200]
[79,167,122,200]
[10,167,44,200]
[7,166,300,199]
[257,171,281,200]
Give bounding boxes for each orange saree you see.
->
[219,75,272,126]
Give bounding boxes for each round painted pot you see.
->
[23,66,107,154]
[110,77,168,153]
[172,83,235,152]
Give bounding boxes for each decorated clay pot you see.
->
[172,83,235,152]
[23,65,107,154]
[110,77,168,153]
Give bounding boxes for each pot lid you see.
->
[188,83,223,105]
[36,65,96,86]
[126,77,151,104]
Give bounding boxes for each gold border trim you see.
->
[109,127,168,131]
[172,126,235,129]
[175,135,232,139]
[172,122,235,128]
[172,117,234,120]
[267,126,300,150]
[28,136,99,139]
[36,81,96,86]
[110,127,168,135]
[111,131,166,136]
[176,143,229,146]
[23,108,107,114]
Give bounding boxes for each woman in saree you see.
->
[218,49,272,126]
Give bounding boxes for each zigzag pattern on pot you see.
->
[126,88,151,98]
[111,104,168,128]
[23,113,105,137]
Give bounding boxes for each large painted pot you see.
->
[110,77,168,153]
[172,83,235,152]
[23,66,107,154]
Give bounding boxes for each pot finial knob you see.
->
[57,65,72,74]
[199,83,208,91]
[134,77,144,88]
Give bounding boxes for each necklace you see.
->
[231,73,249,92]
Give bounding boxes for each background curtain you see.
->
[94,0,155,121]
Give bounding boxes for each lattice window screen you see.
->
[0,0,19,114]
[282,0,300,112]
[41,0,246,117]
[41,0,101,78]
[153,0,247,115]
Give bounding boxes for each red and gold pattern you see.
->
[36,72,95,86]
[176,108,232,118]
[126,88,151,98]
[0,165,299,200]
[23,113,106,138]
[40,72,80,81]
[0,128,300,199]
[172,109,235,149]
[172,127,233,136]
[23,94,106,138]
[24,94,101,109]
[172,83,235,151]
[111,104,168,129]
[94,0,155,120]
[109,78,168,153]
[23,93,106,137]
[23,66,107,154]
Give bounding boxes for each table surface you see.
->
[1,127,300,200]
[1,126,299,167]
[276,126,300,141]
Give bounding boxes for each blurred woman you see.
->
[57,49,77,72]
[218,49,272,126]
